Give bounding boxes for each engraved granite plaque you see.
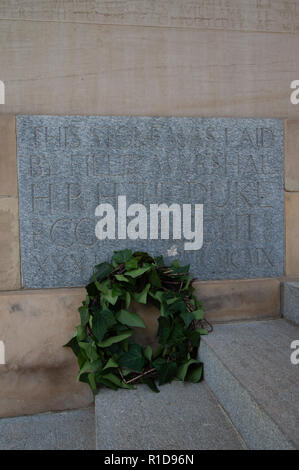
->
[17,116,284,288]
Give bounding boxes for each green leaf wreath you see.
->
[65,249,211,393]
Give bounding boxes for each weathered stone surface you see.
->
[199,319,299,450]
[281,281,299,325]
[1,0,298,34]
[0,116,17,196]
[0,407,95,450]
[194,278,281,323]
[95,381,246,450]
[285,120,299,191]
[0,288,93,418]
[0,197,20,290]
[285,193,299,276]
[17,116,284,288]
[0,21,299,118]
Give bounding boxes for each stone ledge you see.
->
[0,115,17,197]
[285,193,299,276]
[0,287,92,418]
[285,120,299,192]
[0,197,20,291]
[199,319,299,449]
[281,280,299,325]
[194,278,281,323]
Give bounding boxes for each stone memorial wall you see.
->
[17,116,284,288]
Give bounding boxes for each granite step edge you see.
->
[199,331,297,450]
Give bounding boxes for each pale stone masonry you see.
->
[0,288,93,418]
[0,0,299,419]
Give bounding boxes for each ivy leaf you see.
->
[112,249,133,265]
[185,363,203,383]
[154,255,164,266]
[92,309,116,342]
[116,309,146,328]
[88,373,97,392]
[98,330,133,348]
[168,323,186,346]
[176,359,199,381]
[126,266,151,278]
[78,341,99,362]
[189,332,201,348]
[93,262,113,281]
[101,372,134,389]
[141,377,160,393]
[103,358,119,370]
[125,258,138,271]
[192,309,205,321]
[76,325,86,341]
[101,289,119,306]
[118,343,145,372]
[157,317,171,345]
[149,269,162,288]
[144,345,152,362]
[133,283,151,304]
[115,274,129,283]
[64,336,80,356]
[125,291,131,309]
[153,358,178,385]
[180,311,195,327]
[149,290,164,304]
[79,306,89,327]
[77,360,92,381]
[96,377,118,390]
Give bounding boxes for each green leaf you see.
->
[118,343,145,372]
[93,262,113,281]
[154,255,164,266]
[112,249,133,265]
[187,329,201,348]
[77,360,92,381]
[76,325,86,341]
[125,258,138,271]
[141,377,160,393]
[98,330,133,348]
[153,358,178,385]
[116,309,146,328]
[157,317,171,345]
[101,289,119,306]
[149,269,162,288]
[149,290,164,304]
[133,283,151,304]
[103,358,118,370]
[180,311,195,327]
[101,372,134,389]
[63,336,80,356]
[115,274,129,283]
[79,306,89,327]
[78,341,98,362]
[126,266,151,278]
[192,309,205,321]
[88,373,97,392]
[168,323,186,346]
[176,359,199,381]
[96,377,118,390]
[144,345,152,362]
[123,291,130,309]
[185,363,203,383]
[92,309,116,342]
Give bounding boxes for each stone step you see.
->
[282,280,299,325]
[199,319,299,450]
[95,381,247,450]
[0,407,95,450]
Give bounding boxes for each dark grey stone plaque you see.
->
[17,116,284,288]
